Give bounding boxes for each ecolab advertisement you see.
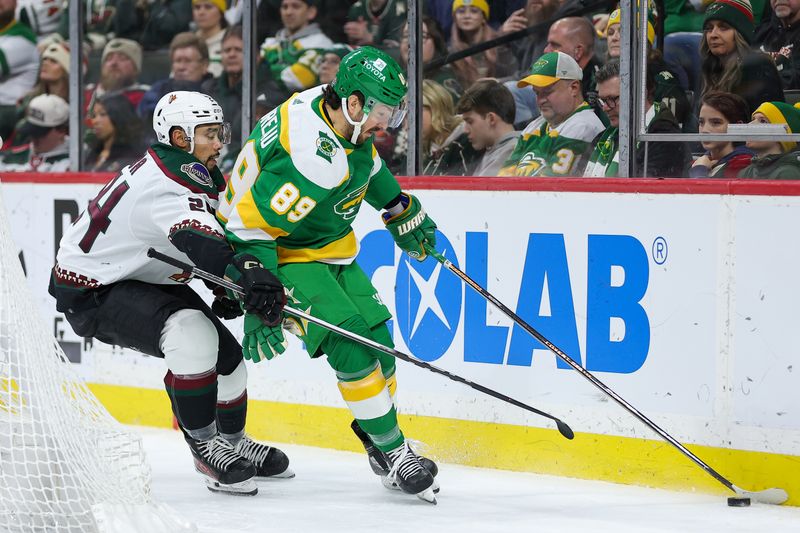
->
[2,180,798,459]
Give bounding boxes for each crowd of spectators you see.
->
[2,0,800,177]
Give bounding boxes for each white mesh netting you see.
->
[0,185,195,532]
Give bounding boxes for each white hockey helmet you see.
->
[152,91,231,153]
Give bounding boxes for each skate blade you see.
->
[203,476,258,496]
[416,487,437,504]
[381,475,440,494]
[256,467,296,480]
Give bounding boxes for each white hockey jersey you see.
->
[55,144,227,289]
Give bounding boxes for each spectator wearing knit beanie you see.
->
[701,0,785,114]
[739,101,800,178]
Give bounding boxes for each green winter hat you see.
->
[753,101,800,152]
[703,0,754,44]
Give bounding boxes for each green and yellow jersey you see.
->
[499,103,605,177]
[217,85,401,270]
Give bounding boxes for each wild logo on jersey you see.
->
[315,131,338,162]
[515,153,547,176]
[334,182,369,220]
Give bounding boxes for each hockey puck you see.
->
[727,497,751,507]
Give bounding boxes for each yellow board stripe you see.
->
[277,231,357,264]
[89,383,800,507]
[337,366,386,402]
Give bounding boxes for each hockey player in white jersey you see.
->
[49,91,292,496]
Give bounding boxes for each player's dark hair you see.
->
[456,79,516,124]
[322,83,364,110]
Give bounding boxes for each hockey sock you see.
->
[216,361,248,444]
[164,369,219,441]
[324,316,404,453]
[216,391,247,445]
[370,323,397,402]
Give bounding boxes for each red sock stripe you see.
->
[164,369,218,391]
[217,391,247,410]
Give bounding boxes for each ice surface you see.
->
[138,427,800,533]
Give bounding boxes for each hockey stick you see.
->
[146,248,575,440]
[423,244,788,505]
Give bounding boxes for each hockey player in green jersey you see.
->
[218,46,440,503]
[499,51,605,177]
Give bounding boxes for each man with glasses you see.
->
[50,91,293,495]
[500,51,604,176]
[218,46,440,504]
[584,60,689,177]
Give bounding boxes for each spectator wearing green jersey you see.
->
[0,0,38,140]
[499,51,605,176]
[260,0,333,96]
[739,101,800,178]
[584,61,690,177]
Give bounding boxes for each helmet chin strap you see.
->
[342,97,368,144]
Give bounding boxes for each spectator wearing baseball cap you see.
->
[499,51,605,177]
[6,40,81,148]
[84,38,150,122]
[0,94,70,172]
[739,101,800,178]
[701,0,785,114]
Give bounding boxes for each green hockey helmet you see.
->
[332,46,408,141]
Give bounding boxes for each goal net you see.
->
[0,185,194,532]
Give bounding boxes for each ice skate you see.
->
[186,434,258,495]
[234,434,295,479]
[386,440,437,504]
[350,420,439,493]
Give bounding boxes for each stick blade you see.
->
[733,485,789,505]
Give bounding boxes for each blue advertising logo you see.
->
[357,230,651,374]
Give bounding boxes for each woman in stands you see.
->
[448,0,515,89]
[689,91,754,178]
[193,0,228,77]
[700,0,784,114]
[84,94,145,172]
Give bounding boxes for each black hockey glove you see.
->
[211,287,243,320]
[224,254,286,326]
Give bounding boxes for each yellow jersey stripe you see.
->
[277,231,357,264]
[279,96,294,155]
[236,189,289,239]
